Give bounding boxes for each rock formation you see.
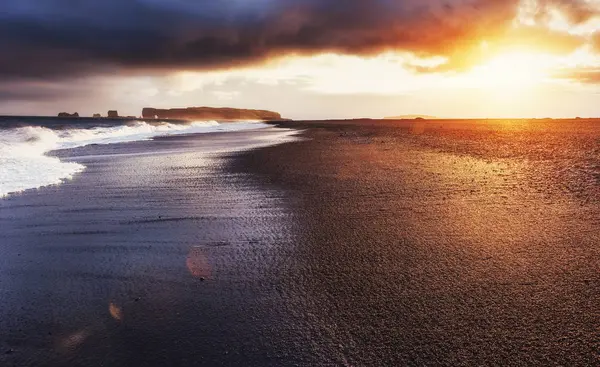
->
[107,110,119,118]
[93,113,101,118]
[142,107,282,121]
[58,112,79,117]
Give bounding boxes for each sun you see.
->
[443,50,563,113]
[463,51,556,90]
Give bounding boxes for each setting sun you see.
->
[464,52,556,90]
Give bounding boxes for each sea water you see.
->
[0,117,271,197]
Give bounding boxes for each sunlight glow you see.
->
[168,53,446,95]
[463,52,555,90]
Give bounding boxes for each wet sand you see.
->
[1,120,599,366]
[1,127,306,366]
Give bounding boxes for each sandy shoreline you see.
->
[1,127,306,366]
[230,119,599,365]
[1,120,598,366]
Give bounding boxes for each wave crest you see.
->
[0,120,251,197]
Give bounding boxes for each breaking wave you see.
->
[0,120,265,197]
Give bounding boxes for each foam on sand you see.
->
[0,120,270,197]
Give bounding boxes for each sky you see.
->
[1,0,600,119]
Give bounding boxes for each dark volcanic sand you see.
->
[231,119,599,366]
[1,120,599,366]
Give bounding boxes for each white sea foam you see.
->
[0,120,269,197]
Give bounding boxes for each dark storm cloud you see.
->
[0,0,595,81]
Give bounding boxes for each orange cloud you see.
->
[536,0,598,24]
[553,67,600,83]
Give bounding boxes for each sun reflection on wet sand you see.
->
[186,246,212,280]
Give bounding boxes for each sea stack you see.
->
[107,110,119,118]
[58,112,79,117]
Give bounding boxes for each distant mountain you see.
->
[142,107,282,121]
[384,115,440,120]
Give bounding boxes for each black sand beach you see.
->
[1,119,599,366]
[233,119,600,365]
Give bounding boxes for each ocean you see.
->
[0,117,295,198]
[0,117,598,366]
